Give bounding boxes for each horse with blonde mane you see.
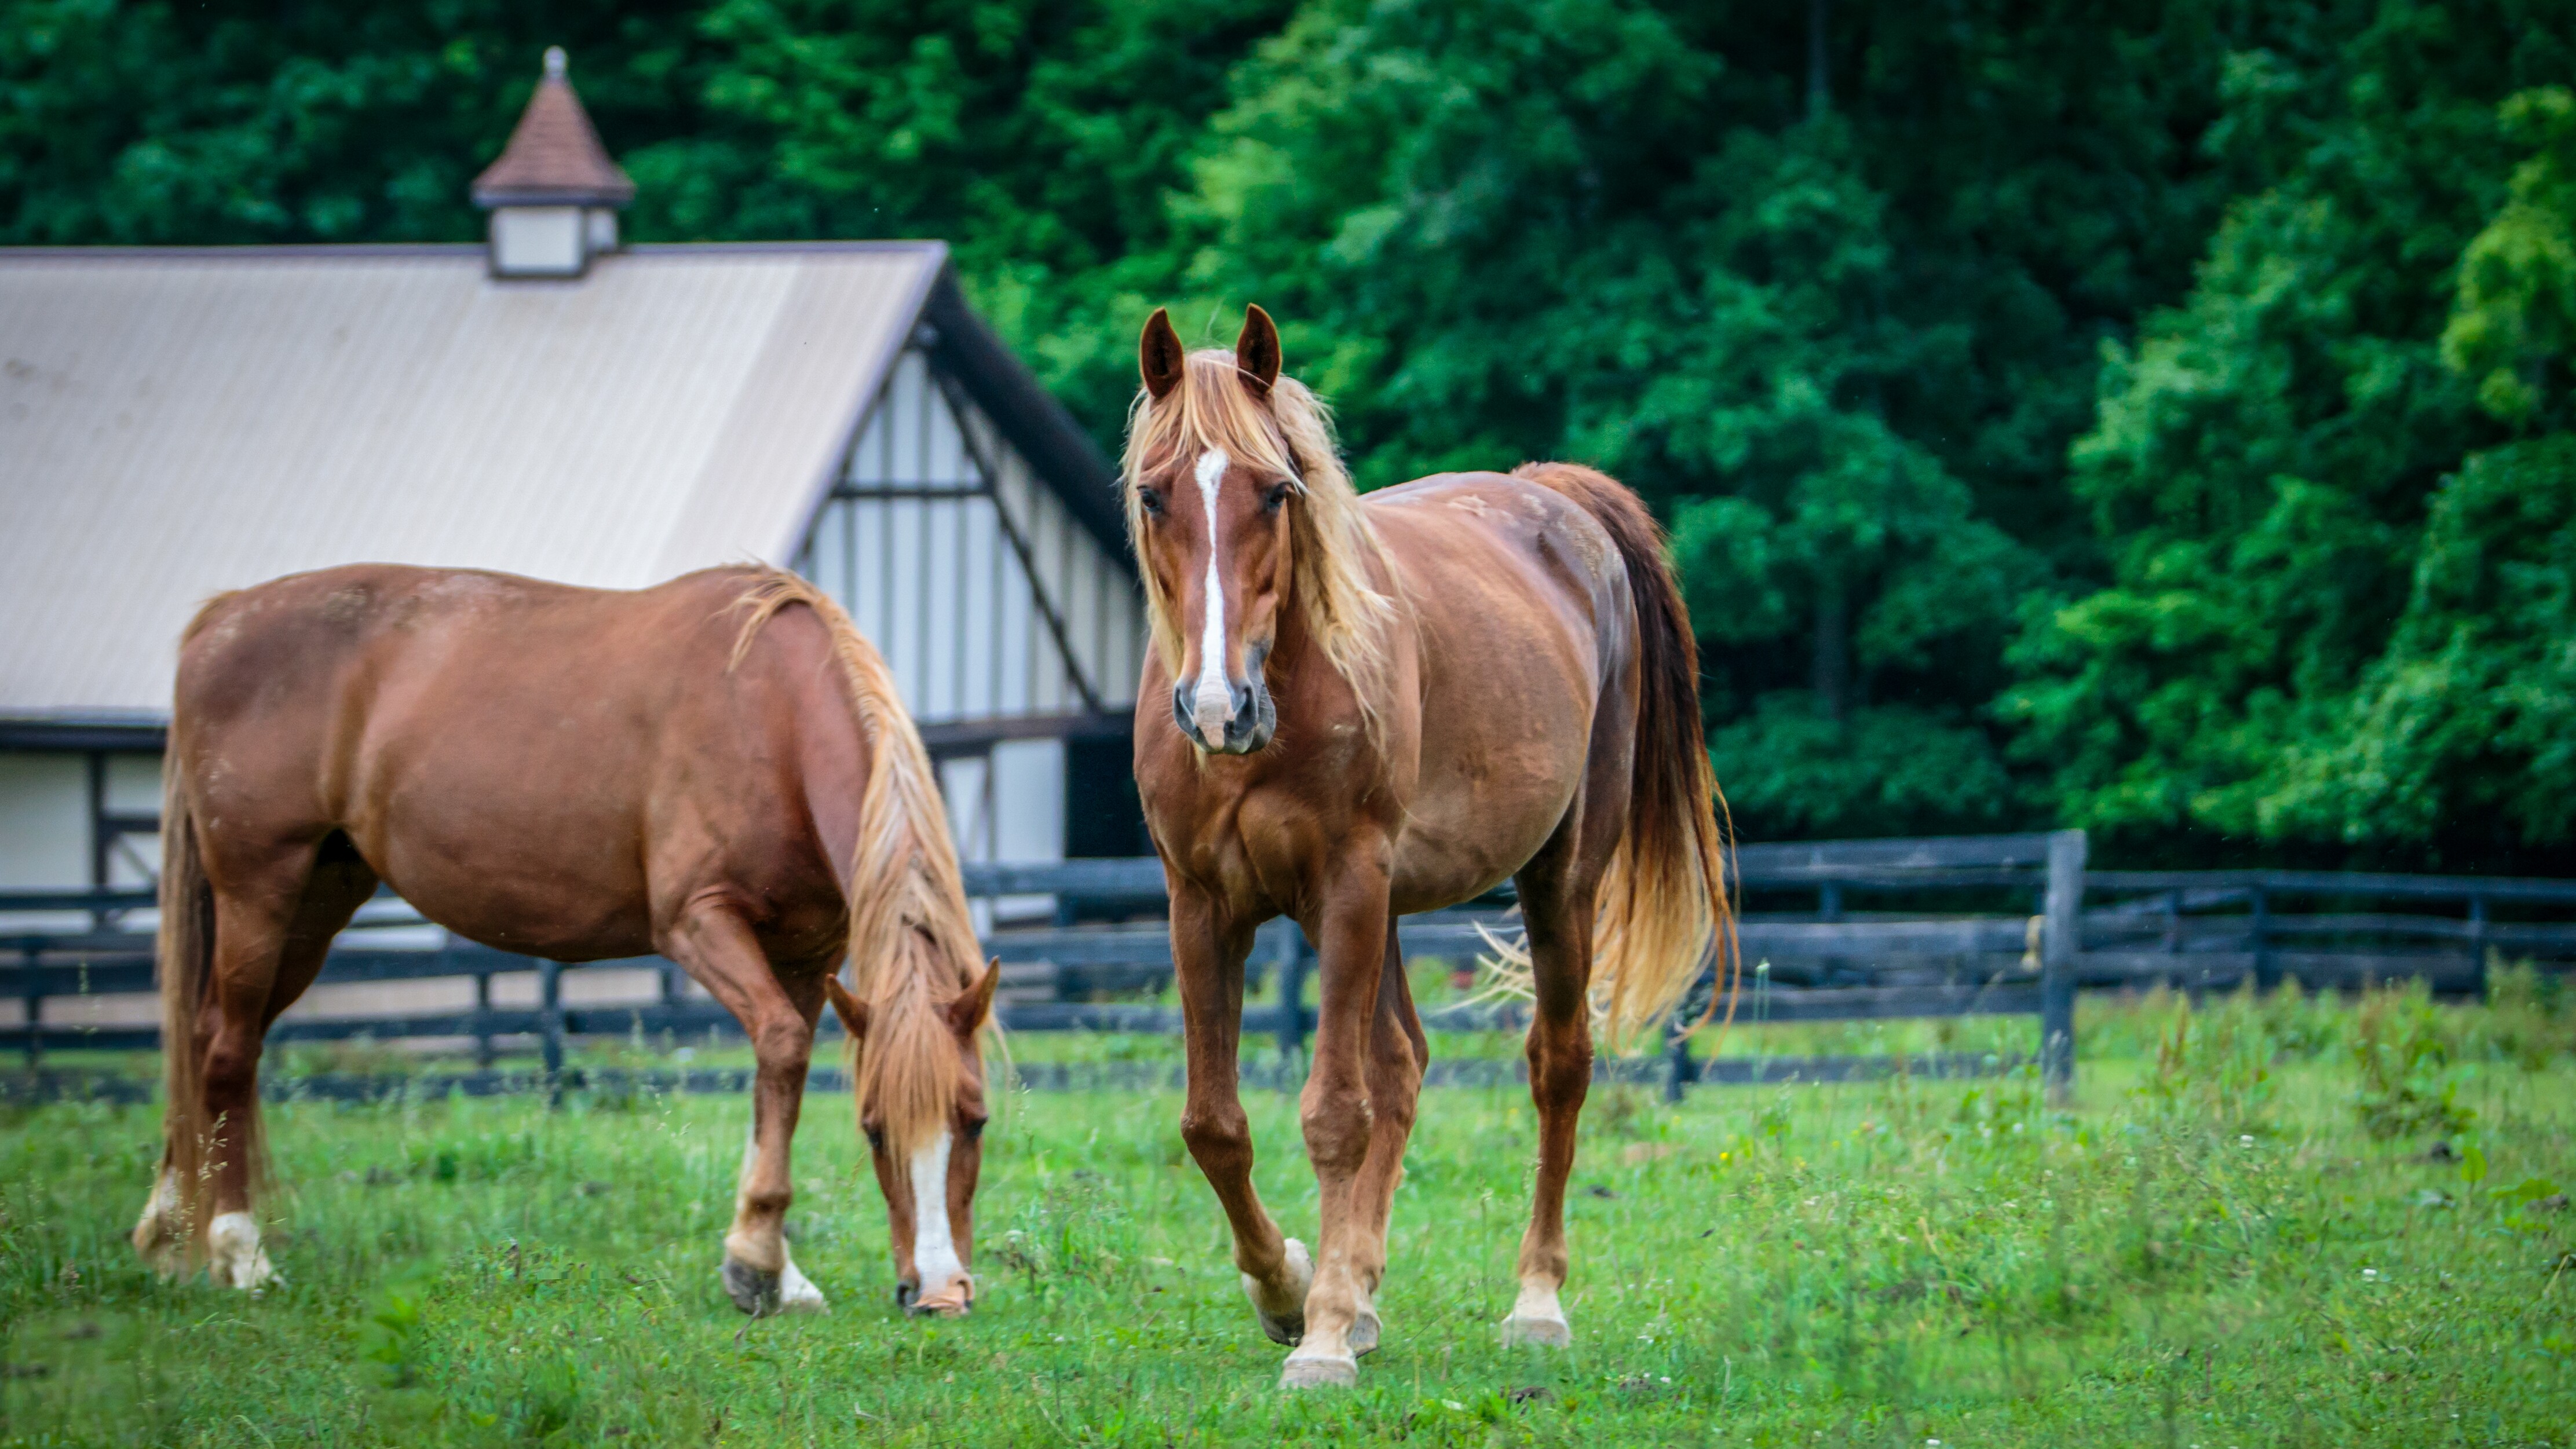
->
[133,564,997,1319]
[1125,306,1733,1389]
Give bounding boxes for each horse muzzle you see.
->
[898,1272,975,1318]
[1173,676,1276,755]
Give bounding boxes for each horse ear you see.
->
[1139,308,1186,400]
[947,958,1002,1038]
[824,975,869,1044]
[1234,304,1281,398]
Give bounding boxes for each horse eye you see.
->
[1138,488,1165,518]
[864,1125,886,1152]
[962,1117,988,1141]
[1262,484,1292,514]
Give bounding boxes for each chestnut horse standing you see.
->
[131,565,997,1319]
[1124,307,1733,1388]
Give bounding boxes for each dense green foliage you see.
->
[5,990,2575,1444]
[5,0,2571,862]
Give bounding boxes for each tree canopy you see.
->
[8,0,2571,865]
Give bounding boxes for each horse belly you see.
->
[339,670,662,962]
[1377,491,1607,913]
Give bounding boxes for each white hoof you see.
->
[1501,1281,1570,1348]
[1280,1346,1358,1389]
[1244,1238,1314,1346]
[206,1212,276,1291]
[776,1249,828,1315]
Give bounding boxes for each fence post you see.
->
[1662,971,1703,1104]
[474,969,496,1069]
[538,960,565,1103]
[20,942,41,1070]
[2040,829,2087,1106]
[2250,885,2272,994]
[2462,890,2483,1004]
[1274,928,1309,1063]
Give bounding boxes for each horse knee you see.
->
[1300,1099,1373,1173]
[749,1016,813,1067]
[1181,1105,1252,1174]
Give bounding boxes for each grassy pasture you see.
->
[3,981,2574,1447]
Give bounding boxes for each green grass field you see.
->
[5,979,2574,1447]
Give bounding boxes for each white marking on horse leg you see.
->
[776,1243,828,1313]
[1190,448,1234,748]
[906,1130,972,1313]
[1500,1279,1572,1348]
[1243,1235,1313,1345]
[132,1166,184,1277]
[206,1210,275,1291]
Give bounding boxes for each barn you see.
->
[0,50,1148,924]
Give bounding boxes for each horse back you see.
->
[171,564,862,965]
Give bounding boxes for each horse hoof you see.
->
[1245,1238,1315,1346]
[722,1257,782,1317]
[1349,1307,1383,1357]
[207,1212,275,1291]
[1279,1349,1358,1390]
[1501,1312,1573,1349]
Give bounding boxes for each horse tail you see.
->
[147,752,239,1257]
[729,570,991,1169]
[1510,462,1735,1048]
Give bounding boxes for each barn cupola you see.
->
[471,47,634,279]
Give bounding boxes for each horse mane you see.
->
[1121,349,1400,742]
[728,570,989,1169]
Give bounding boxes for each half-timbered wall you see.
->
[795,349,1142,911]
[794,348,1141,725]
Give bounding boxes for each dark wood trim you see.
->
[918,711,1130,753]
[0,721,166,752]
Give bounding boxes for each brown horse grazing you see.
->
[1124,306,1733,1389]
[131,565,997,1319]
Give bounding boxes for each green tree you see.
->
[2268,88,2576,850]
[1186,0,2260,839]
[2001,0,2575,862]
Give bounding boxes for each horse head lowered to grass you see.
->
[134,565,995,1318]
[1124,304,1735,1389]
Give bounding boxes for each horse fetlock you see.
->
[722,1256,783,1317]
[1243,1236,1314,1345]
[206,1212,275,1291]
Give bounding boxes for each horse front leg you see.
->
[1281,855,1394,1390]
[667,905,825,1316]
[1172,889,1311,1344]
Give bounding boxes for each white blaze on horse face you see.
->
[1191,448,1234,747]
[908,1129,968,1295]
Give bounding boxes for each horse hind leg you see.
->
[1501,819,1612,1350]
[1342,913,1426,1359]
[153,836,375,1289]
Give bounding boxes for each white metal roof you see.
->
[0,242,945,720]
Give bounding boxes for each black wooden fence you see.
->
[8,829,2574,1104]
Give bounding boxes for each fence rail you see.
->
[10,829,2573,1103]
